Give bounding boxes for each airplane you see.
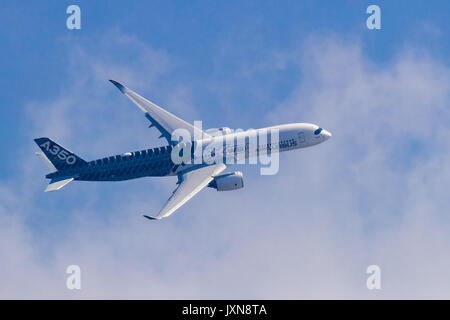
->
[34,80,331,220]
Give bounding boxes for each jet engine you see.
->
[208,171,244,191]
[205,127,232,136]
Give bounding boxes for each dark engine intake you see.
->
[208,171,244,191]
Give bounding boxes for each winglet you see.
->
[143,215,160,221]
[109,79,127,94]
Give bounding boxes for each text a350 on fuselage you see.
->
[34,80,331,220]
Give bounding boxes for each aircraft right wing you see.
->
[109,80,210,145]
[144,163,227,220]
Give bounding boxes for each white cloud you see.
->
[1,34,450,298]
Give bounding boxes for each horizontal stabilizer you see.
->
[45,177,74,192]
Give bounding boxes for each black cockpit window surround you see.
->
[314,127,323,135]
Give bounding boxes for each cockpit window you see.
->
[314,127,323,135]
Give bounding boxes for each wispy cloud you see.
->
[1,31,450,298]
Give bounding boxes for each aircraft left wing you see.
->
[110,80,210,145]
[144,163,227,220]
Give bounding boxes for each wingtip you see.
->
[109,79,126,94]
[143,214,160,221]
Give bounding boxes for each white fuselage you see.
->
[171,123,332,175]
[37,79,334,220]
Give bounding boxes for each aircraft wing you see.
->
[110,80,210,145]
[144,163,227,220]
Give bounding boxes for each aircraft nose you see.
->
[322,129,332,140]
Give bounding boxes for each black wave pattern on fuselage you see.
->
[45,136,287,182]
[46,145,178,182]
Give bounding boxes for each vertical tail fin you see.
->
[36,152,57,172]
[34,137,87,171]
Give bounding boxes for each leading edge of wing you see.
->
[109,80,210,144]
[144,163,227,221]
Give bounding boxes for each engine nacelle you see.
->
[209,171,244,191]
[205,127,232,137]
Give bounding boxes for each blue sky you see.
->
[1,0,449,176]
[1,1,450,298]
